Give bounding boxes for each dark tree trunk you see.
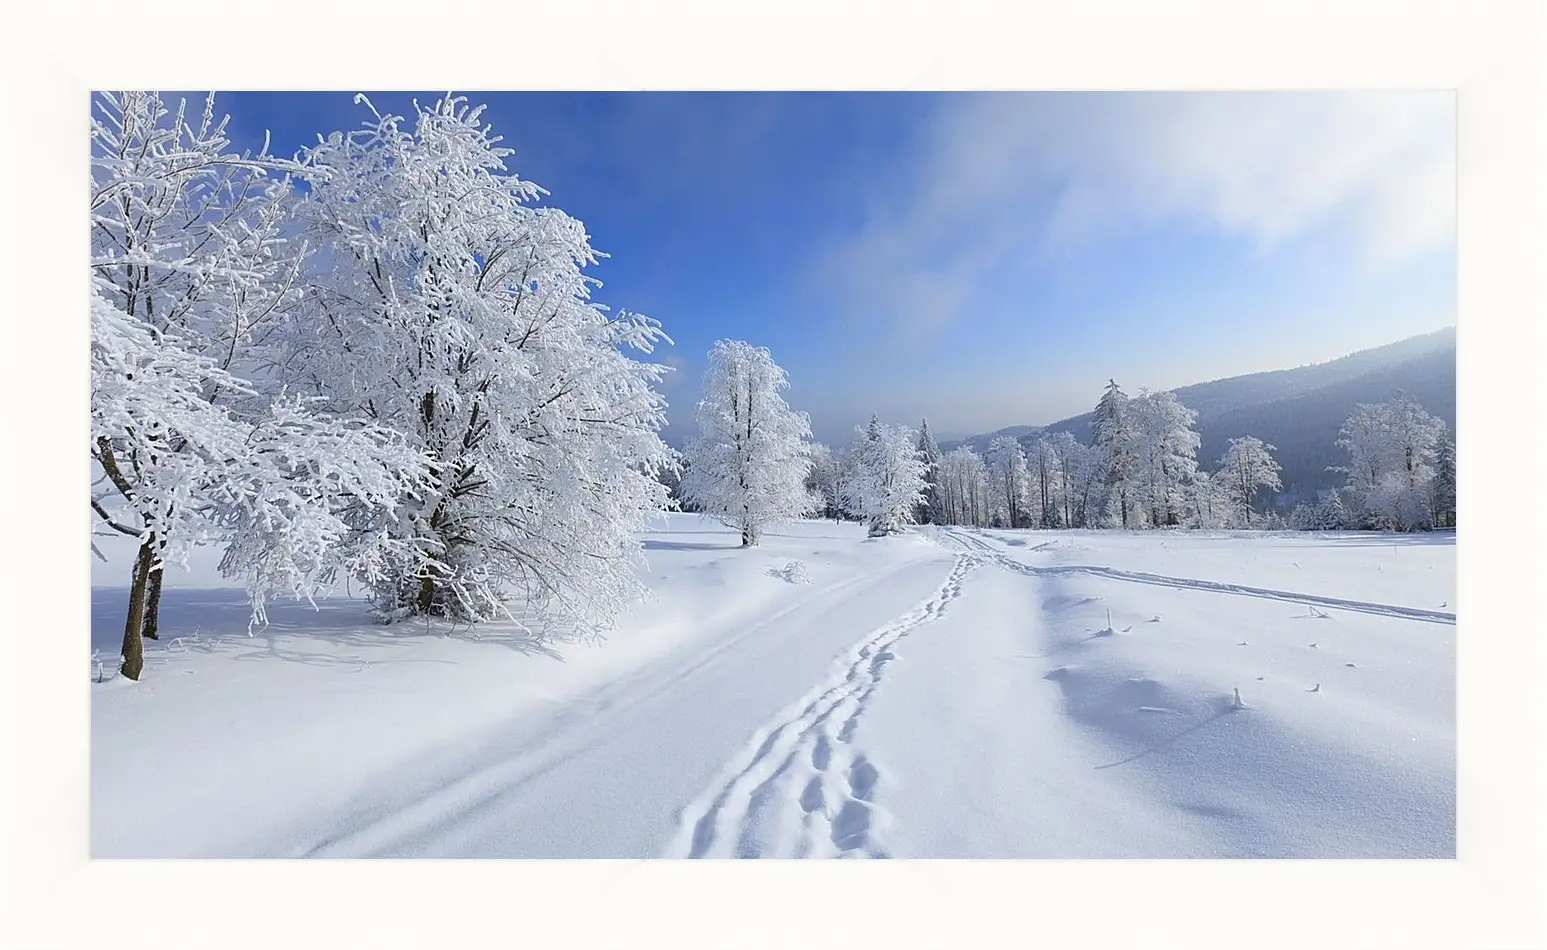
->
[417,574,437,615]
[143,560,164,640]
[120,541,154,681]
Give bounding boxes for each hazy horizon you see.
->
[788,322,1458,448]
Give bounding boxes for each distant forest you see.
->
[942,328,1456,505]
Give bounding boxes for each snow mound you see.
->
[766,560,811,584]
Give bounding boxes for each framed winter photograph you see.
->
[86,83,1460,859]
[7,1,1544,949]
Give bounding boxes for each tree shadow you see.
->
[1093,702,1244,771]
[457,629,567,661]
[1303,532,1455,548]
[642,539,739,552]
[1041,664,1250,772]
[91,586,570,668]
[762,532,856,541]
[1171,799,1251,822]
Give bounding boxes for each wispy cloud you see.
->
[818,92,1455,336]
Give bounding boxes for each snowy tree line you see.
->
[1298,392,1455,532]
[785,383,1454,535]
[790,382,1283,531]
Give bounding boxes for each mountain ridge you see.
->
[940,327,1457,502]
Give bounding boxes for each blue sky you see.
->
[216,90,1455,446]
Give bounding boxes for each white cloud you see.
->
[820,91,1454,333]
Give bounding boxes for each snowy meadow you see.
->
[93,516,1453,858]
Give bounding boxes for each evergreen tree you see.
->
[1091,380,1140,528]
[915,419,945,525]
[1288,503,1318,530]
[844,419,928,537]
[1132,389,1201,528]
[1430,437,1457,528]
[1314,489,1348,530]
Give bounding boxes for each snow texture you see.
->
[93,515,1454,859]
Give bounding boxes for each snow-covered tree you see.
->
[1334,395,1448,531]
[680,340,816,546]
[814,443,860,522]
[969,450,993,527]
[844,417,928,537]
[1218,436,1283,528]
[803,444,839,521]
[1313,489,1349,530]
[287,94,674,629]
[915,419,945,525]
[936,448,965,525]
[1091,380,1141,528]
[1028,437,1063,528]
[1288,502,1317,530]
[90,91,428,680]
[1183,469,1228,529]
[1132,389,1200,528]
[986,435,1030,528]
[656,461,686,511]
[1431,438,1456,528]
[938,446,988,527]
[1290,495,1347,531]
[1048,432,1097,528]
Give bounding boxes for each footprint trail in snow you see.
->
[667,553,980,859]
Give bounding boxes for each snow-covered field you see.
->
[91,515,1454,858]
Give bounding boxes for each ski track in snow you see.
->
[935,528,1452,625]
[292,561,944,859]
[667,553,981,859]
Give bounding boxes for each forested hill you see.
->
[942,327,1457,503]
